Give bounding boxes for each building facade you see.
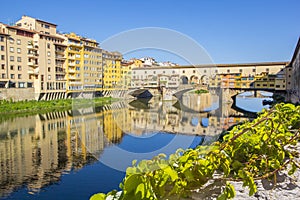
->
[130,62,289,91]
[0,16,124,101]
[291,37,300,103]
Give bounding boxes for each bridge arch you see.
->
[190,75,199,85]
[200,75,208,85]
[180,75,189,84]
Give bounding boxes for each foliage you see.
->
[90,103,300,200]
[194,89,209,94]
[0,97,116,114]
[0,97,117,123]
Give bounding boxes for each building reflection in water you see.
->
[0,90,249,198]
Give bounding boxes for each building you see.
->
[64,33,102,97]
[130,62,289,90]
[102,50,122,90]
[0,16,67,100]
[0,16,125,101]
[291,37,300,103]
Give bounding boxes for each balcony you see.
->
[55,55,66,60]
[68,56,76,60]
[28,52,39,58]
[69,42,82,47]
[67,75,80,80]
[28,69,39,75]
[55,49,65,55]
[68,62,75,67]
[27,45,38,50]
[68,68,76,73]
[28,61,38,67]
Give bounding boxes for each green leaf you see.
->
[217,193,227,200]
[226,183,236,198]
[124,174,143,194]
[89,193,106,200]
[135,183,145,198]
[163,166,178,181]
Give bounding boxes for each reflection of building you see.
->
[0,92,256,197]
[0,110,107,197]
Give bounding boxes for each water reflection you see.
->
[0,89,263,199]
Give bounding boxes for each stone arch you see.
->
[180,75,189,84]
[200,75,208,85]
[190,75,199,85]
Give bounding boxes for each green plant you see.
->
[90,103,300,200]
[194,89,209,94]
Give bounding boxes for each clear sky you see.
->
[1,0,300,64]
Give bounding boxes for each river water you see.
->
[0,90,272,200]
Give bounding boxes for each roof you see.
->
[36,18,57,27]
[132,61,289,70]
[290,37,300,65]
[6,25,37,33]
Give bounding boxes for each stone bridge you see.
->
[126,85,195,100]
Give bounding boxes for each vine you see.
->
[90,103,300,200]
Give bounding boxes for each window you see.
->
[48,67,51,72]
[0,36,4,42]
[17,57,21,62]
[227,69,230,73]
[45,24,50,29]
[266,68,269,72]
[239,69,243,73]
[47,43,50,49]
[17,48,21,53]
[47,59,51,64]
[183,70,185,73]
[18,66,21,71]
[1,73,5,78]
[47,51,51,57]
[18,74,22,79]
[10,74,15,79]
[193,70,196,73]
[17,39,21,45]
[48,75,51,80]
[18,82,25,88]
[1,55,4,60]
[1,64,4,69]
[27,82,33,87]
[10,65,14,70]
[0,45,4,51]
[10,47,14,52]
[10,56,14,61]
[9,38,14,44]
[252,68,256,73]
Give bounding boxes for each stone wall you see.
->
[0,88,35,101]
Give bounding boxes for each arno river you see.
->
[0,90,272,200]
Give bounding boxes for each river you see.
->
[0,90,272,200]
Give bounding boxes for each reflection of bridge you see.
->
[127,84,194,100]
[0,91,258,197]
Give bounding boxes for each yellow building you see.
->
[64,33,103,96]
[102,50,122,90]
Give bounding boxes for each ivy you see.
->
[90,103,300,200]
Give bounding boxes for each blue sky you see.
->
[1,0,300,64]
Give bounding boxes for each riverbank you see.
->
[0,97,118,118]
